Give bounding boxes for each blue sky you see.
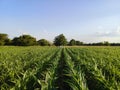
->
[0,0,120,43]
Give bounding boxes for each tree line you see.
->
[0,33,119,46]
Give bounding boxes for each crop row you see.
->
[0,46,120,90]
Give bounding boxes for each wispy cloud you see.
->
[95,26,120,37]
[75,26,120,43]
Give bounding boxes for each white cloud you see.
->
[95,27,120,37]
[86,26,120,43]
[73,26,120,43]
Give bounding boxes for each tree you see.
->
[54,34,67,46]
[69,39,76,46]
[76,41,83,46]
[104,41,110,46]
[4,38,12,45]
[0,33,8,45]
[37,39,51,46]
[95,42,104,46]
[12,35,37,46]
[12,37,21,46]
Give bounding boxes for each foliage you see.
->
[69,39,76,46]
[0,33,9,45]
[68,39,83,46]
[12,35,37,46]
[0,33,120,46]
[0,46,120,90]
[76,41,83,45]
[4,38,12,45]
[37,39,51,46]
[54,34,67,46]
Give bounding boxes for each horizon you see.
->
[1,0,120,43]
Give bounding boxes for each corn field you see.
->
[0,46,120,90]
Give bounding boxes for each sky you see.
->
[0,0,120,43]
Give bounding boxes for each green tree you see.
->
[37,39,51,46]
[54,34,67,46]
[69,39,76,46]
[12,35,37,46]
[104,41,110,46]
[4,38,12,45]
[12,37,21,46]
[0,33,8,45]
[76,41,83,46]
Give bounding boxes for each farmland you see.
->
[0,46,120,90]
